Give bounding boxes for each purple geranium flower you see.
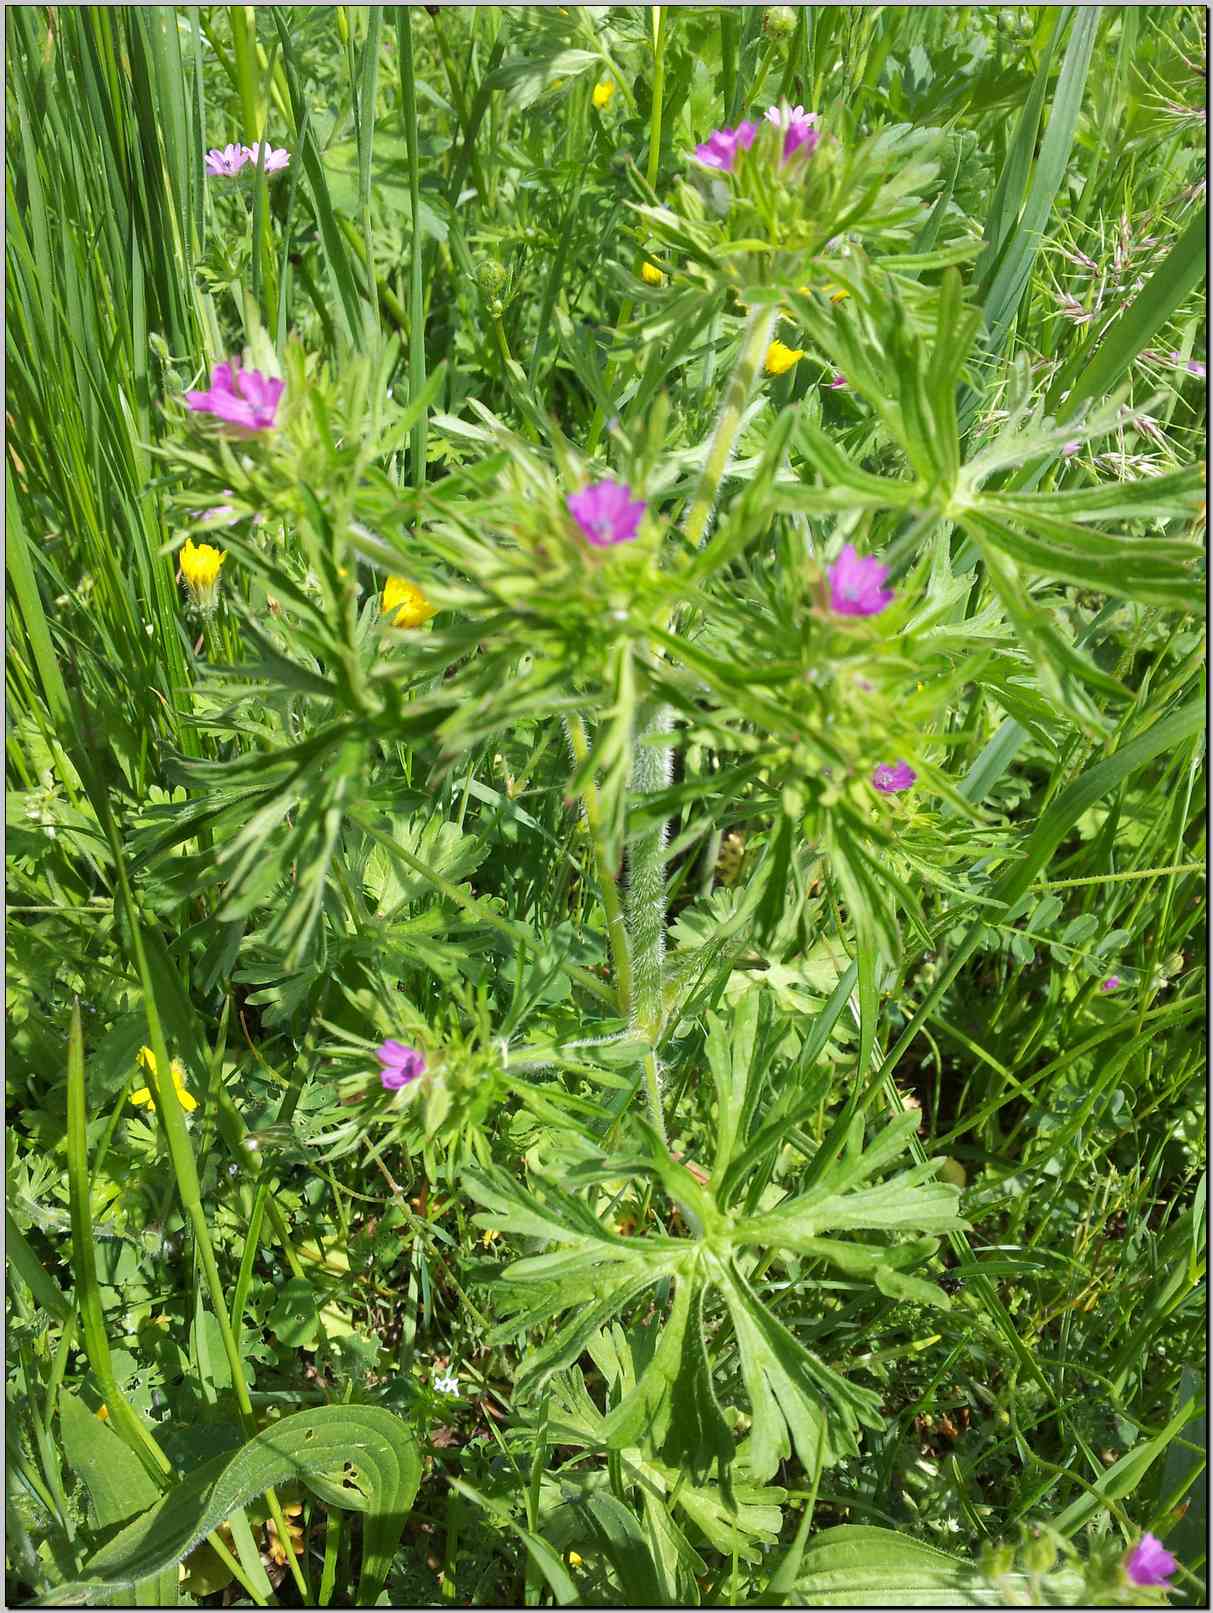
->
[764,103,819,162]
[826,373,847,390]
[205,144,249,178]
[693,121,758,172]
[184,362,284,434]
[873,762,917,794]
[244,141,291,174]
[376,1039,426,1092]
[567,479,646,547]
[1100,975,1121,993]
[828,543,893,616]
[1125,1534,1177,1589]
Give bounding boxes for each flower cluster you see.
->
[693,103,818,172]
[204,141,290,177]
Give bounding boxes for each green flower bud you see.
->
[764,6,798,37]
[1023,1528,1057,1576]
[476,258,509,298]
[980,1541,1016,1580]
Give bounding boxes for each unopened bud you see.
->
[764,6,797,36]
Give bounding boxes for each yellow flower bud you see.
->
[640,261,664,287]
[179,538,225,613]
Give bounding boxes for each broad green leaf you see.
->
[47,1405,421,1605]
[792,1524,1086,1606]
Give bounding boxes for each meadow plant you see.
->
[5,6,1205,1607]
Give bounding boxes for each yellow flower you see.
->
[828,285,850,303]
[131,1046,197,1113]
[640,261,664,287]
[96,1404,109,1421]
[765,340,805,376]
[480,1227,501,1248]
[382,576,436,630]
[591,77,615,110]
[568,1551,584,1567]
[179,538,225,613]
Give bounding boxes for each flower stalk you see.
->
[624,301,777,1146]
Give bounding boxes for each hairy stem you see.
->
[625,301,777,1144]
[565,714,634,1018]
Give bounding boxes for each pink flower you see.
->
[205,144,249,178]
[764,103,819,162]
[1062,440,1081,457]
[376,1039,426,1091]
[567,479,646,547]
[826,374,847,389]
[828,543,893,616]
[184,363,284,434]
[244,141,291,174]
[1100,975,1121,992]
[1125,1534,1177,1588]
[873,762,916,794]
[693,122,758,172]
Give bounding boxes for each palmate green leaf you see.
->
[544,1364,784,1565]
[719,1259,882,1480]
[963,503,1202,611]
[43,1405,421,1606]
[451,1478,579,1607]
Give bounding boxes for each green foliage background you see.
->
[5,4,1206,1607]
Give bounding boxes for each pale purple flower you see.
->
[1100,975,1121,993]
[828,543,893,616]
[693,122,757,172]
[244,141,291,174]
[567,479,646,547]
[376,1039,426,1091]
[764,103,819,162]
[205,144,249,178]
[873,762,916,794]
[1062,439,1081,457]
[184,363,284,434]
[1125,1534,1177,1588]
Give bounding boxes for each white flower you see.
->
[433,1374,459,1395]
[764,103,816,130]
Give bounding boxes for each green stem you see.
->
[682,303,778,549]
[624,301,777,1146]
[65,1002,269,1606]
[82,756,308,1600]
[566,714,633,1018]
[398,9,428,491]
[584,7,668,457]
